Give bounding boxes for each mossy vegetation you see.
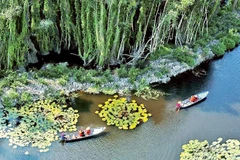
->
[95,95,152,130]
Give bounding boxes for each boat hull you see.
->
[180,91,209,109]
[63,127,106,143]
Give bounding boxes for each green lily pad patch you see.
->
[0,99,79,152]
[95,95,152,130]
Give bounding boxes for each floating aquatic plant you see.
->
[180,138,240,160]
[0,99,79,153]
[96,95,151,130]
[134,86,166,100]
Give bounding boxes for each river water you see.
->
[1,46,240,160]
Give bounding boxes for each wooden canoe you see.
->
[180,91,209,109]
[63,127,106,142]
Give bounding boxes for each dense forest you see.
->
[0,0,239,69]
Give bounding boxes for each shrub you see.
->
[103,69,114,82]
[154,67,169,78]
[115,65,128,78]
[220,36,236,50]
[129,67,141,82]
[19,92,32,105]
[149,45,172,60]
[172,47,196,67]
[57,77,67,86]
[38,78,49,85]
[210,42,226,56]
[37,63,71,78]
[228,29,240,44]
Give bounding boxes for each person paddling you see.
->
[176,101,182,112]
[60,132,66,140]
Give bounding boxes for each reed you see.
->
[0,0,238,69]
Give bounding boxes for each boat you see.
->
[62,127,106,142]
[179,91,209,109]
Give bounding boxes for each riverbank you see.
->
[0,45,215,107]
[0,8,240,107]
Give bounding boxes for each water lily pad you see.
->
[96,95,151,130]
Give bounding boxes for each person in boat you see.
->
[85,127,91,135]
[65,135,70,140]
[60,132,66,140]
[72,134,77,139]
[79,129,85,137]
[190,95,198,102]
[176,101,182,111]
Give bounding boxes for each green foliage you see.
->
[38,78,49,85]
[37,63,71,79]
[134,86,162,100]
[172,47,196,67]
[101,86,117,95]
[19,92,32,105]
[0,71,28,91]
[194,36,212,47]
[2,89,19,107]
[115,65,129,78]
[102,69,114,82]
[208,8,240,43]
[57,76,68,86]
[220,36,236,50]
[73,68,85,82]
[154,67,169,78]
[149,45,172,60]
[210,42,227,56]
[0,0,232,69]
[228,28,240,44]
[129,67,141,82]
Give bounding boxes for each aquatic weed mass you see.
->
[95,95,152,130]
[0,99,79,152]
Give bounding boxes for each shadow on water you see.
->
[71,97,93,112]
[155,61,213,101]
[154,51,240,116]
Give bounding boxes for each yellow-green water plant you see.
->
[134,87,164,100]
[95,95,152,130]
[180,138,240,160]
[0,99,79,152]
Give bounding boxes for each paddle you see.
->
[176,107,180,113]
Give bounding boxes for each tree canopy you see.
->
[0,0,239,69]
